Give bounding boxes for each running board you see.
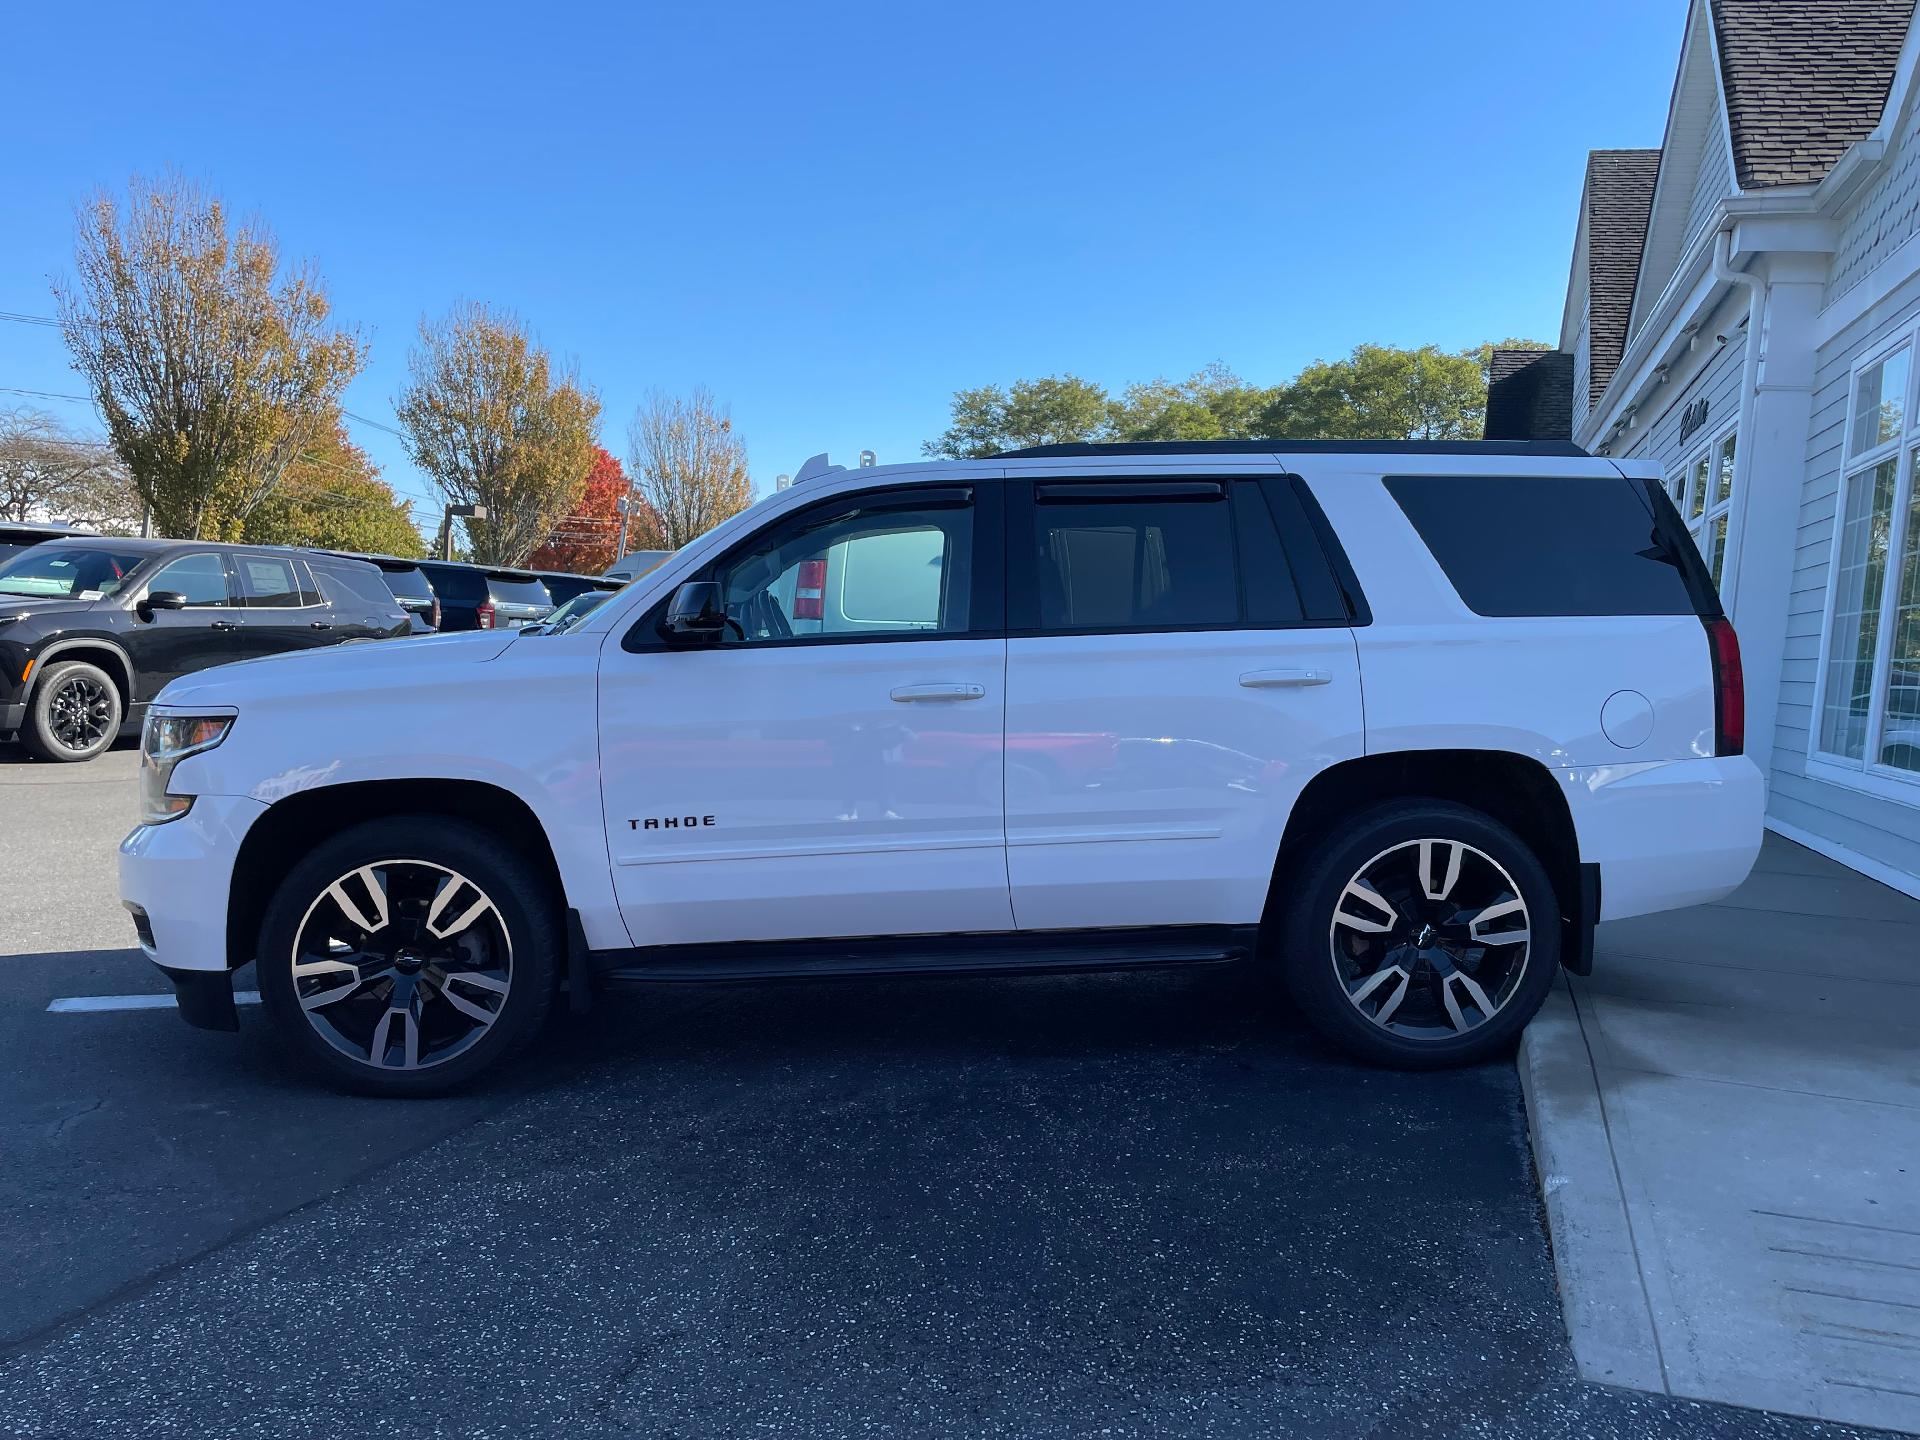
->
[585,924,1260,986]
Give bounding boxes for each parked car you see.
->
[121,440,1764,1095]
[537,570,623,608]
[523,584,621,635]
[1,539,409,762]
[320,552,440,633]
[603,549,674,583]
[0,522,92,567]
[416,561,555,631]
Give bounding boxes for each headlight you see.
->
[139,712,234,824]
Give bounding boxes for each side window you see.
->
[237,555,305,608]
[318,566,397,610]
[147,553,231,607]
[715,492,974,644]
[1028,482,1239,631]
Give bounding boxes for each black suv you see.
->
[536,570,622,608]
[0,538,409,762]
[416,562,555,631]
[319,552,441,633]
[0,522,91,567]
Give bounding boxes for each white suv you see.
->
[119,441,1763,1095]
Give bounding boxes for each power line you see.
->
[1,386,90,403]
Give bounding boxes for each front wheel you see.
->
[256,817,561,1096]
[21,660,122,762]
[1279,801,1560,1068]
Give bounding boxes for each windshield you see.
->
[538,588,613,635]
[0,545,149,599]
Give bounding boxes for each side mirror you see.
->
[140,590,188,619]
[661,581,727,644]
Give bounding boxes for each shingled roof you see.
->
[1583,149,1662,405]
[1712,0,1914,188]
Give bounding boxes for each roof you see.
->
[1581,149,1662,406]
[996,440,1591,459]
[1712,0,1914,188]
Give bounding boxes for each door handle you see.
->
[1239,668,1331,688]
[890,683,987,703]
[310,621,333,631]
[209,620,238,632]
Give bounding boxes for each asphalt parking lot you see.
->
[0,742,1897,1439]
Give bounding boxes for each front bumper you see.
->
[119,794,269,1031]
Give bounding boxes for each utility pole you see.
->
[614,491,634,560]
[438,503,488,561]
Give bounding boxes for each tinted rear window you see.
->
[377,564,434,603]
[1386,474,1713,617]
[418,563,487,605]
[488,575,552,607]
[540,574,593,605]
[318,563,402,610]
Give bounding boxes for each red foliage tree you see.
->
[528,446,653,573]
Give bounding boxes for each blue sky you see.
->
[1,0,1684,528]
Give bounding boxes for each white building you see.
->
[1495,0,1920,896]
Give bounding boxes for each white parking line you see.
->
[47,991,263,1014]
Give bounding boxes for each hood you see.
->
[0,594,101,624]
[154,628,519,709]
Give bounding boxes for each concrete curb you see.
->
[1517,981,1668,1394]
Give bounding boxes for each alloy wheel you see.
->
[1327,837,1532,1040]
[291,860,514,1071]
[48,675,114,753]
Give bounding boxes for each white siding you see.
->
[1684,116,1732,259]
[1830,96,1920,302]
[1772,268,1920,880]
[1622,310,1746,479]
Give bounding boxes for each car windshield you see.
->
[0,545,149,599]
[536,588,613,635]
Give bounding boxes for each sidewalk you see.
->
[1521,832,1920,1435]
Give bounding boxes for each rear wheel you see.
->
[1279,801,1560,1068]
[21,660,122,762]
[256,817,561,1095]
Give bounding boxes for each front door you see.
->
[124,551,244,701]
[1003,474,1366,931]
[597,481,1011,948]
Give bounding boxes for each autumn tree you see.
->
[56,173,364,539]
[528,445,641,572]
[241,418,424,556]
[923,375,1112,458]
[627,388,753,549]
[0,408,140,531]
[395,303,600,566]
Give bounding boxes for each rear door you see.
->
[233,552,334,657]
[1003,475,1366,931]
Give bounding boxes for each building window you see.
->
[1813,338,1920,786]
[1666,426,1738,589]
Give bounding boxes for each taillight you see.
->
[1705,616,1744,756]
[793,559,827,621]
[476,600,495,630]
[429,597,442,630]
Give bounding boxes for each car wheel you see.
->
[21,659,122,763]
[1278,800,1560,1069]
[256,816,561,1096]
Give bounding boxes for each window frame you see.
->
[1005,474,1365,638]
[621,480,1004,653]
[1807,328,1920,802]
[234,552,323,610]
[139,549,240,610]
[1664,419,1740,593]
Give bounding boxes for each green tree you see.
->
[241,418,424,555]
[1112,364,1279,442]
[923,374,1112,458]
[1259,344,1492,441]
[56,173,365,539]
[396,303,601,566]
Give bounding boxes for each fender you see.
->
[29,634,139,710]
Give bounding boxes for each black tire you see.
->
[1278,800,1560,1069]
[21,659,123,763]
[256,816,561,1096]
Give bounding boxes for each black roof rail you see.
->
[995,439,1592,459]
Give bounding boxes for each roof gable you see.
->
[1713,0,1913,187]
